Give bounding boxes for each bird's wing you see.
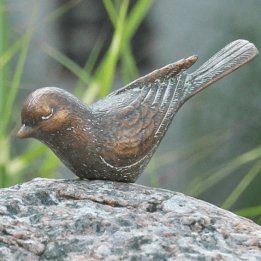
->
[92,39,258,168]
[92,56,197,167]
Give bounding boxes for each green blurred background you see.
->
[0,0,260,224]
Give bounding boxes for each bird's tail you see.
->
[182,39,258,102]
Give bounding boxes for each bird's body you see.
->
[17,40,258,182]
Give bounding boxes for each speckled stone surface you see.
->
[0,178,260,261]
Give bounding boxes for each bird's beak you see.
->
[17,124,34,139]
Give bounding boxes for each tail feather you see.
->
[182,39,258,102]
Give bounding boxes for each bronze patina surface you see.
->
[17,40,258,182]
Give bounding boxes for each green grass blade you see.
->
[82,80,101,104]
[125,0,154,40]
[43,0,82,25]
[146,157,159,187]
[83,0,130,102]
[38,151,60,178]
[157,130,225,168]
[103,0,117,26]
[235,205,261,218]
[146,131,224,187]
[42,43,90,84]
[222,159,261,209]
[0,3,38,136]
[0,137,10,187]
[97,0,129,97]
[0,0,81,72]
[8,143,47,175]
[184,145,261,196]
[75,34,104,97]
[0,1,8,117]
[0,35,24,71]
[121,43,139,84]
[104,0,151,84]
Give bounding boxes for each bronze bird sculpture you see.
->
[17,40,258,182]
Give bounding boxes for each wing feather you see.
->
[92,56,198,167]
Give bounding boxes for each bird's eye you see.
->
[41,108,54,120]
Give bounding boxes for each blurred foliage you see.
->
[0,0,260,224]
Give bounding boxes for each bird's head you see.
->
[17,87,82,140]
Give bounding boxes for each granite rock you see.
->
[0,178,260,260]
